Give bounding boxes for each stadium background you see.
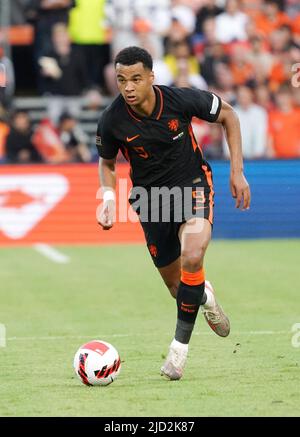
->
[0,0,300,418]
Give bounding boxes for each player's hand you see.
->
[230,171,251,210]
[97,199,115,230]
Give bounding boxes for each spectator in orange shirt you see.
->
[269,25,293,55]
[229,44,255,86]
[268,37,297,92]
[268,85,300,158]
[268,59,288,92]
[246,35,274,82]
[254,0,291,37]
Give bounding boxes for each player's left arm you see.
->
[216,100,251,210]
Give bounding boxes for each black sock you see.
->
[175,281,205,344]
[201,291,207,305]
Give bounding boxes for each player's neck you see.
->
[129,87,156,117]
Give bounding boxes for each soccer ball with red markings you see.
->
[73,340,121,386]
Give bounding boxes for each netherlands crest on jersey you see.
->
[148,244,158,257]
[168,119,179,132]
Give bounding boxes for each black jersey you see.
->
[96,85,221,189]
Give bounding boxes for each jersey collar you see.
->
[125,85,164,122]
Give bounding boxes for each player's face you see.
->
[115,62,154,106]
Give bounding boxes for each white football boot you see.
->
[201,280,230,337]
[160,339,188,380]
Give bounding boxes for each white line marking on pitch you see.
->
[7,331,289,341]
[33,243,70,264]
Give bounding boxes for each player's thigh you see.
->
[157,256,181,298]
[178,217,212,268]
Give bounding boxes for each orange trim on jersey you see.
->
[122,146,133,180]
[126,104,142,122]
[181,268,205,286]
[154,86,164,120]
[202,165,214,224]
[188,124,197,152]
[188,124,203,157]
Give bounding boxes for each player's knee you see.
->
[181,249,205,271]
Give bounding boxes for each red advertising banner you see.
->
[0,163,144,246]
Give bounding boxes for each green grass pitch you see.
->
[0,240,299,417]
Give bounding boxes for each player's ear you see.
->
[149,70,154,84]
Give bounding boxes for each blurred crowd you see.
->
[0,0,300,164]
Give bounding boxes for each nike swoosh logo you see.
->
[126,134,140,142]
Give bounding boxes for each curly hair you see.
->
[114,46,153,70]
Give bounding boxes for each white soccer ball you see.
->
[73,340,121,386]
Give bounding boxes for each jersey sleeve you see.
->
[179,88,222,123]
[96,111,119,159]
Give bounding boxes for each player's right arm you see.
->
[98,157,116,230]
[96,111,119,230]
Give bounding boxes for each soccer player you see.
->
[96,46,251,380]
